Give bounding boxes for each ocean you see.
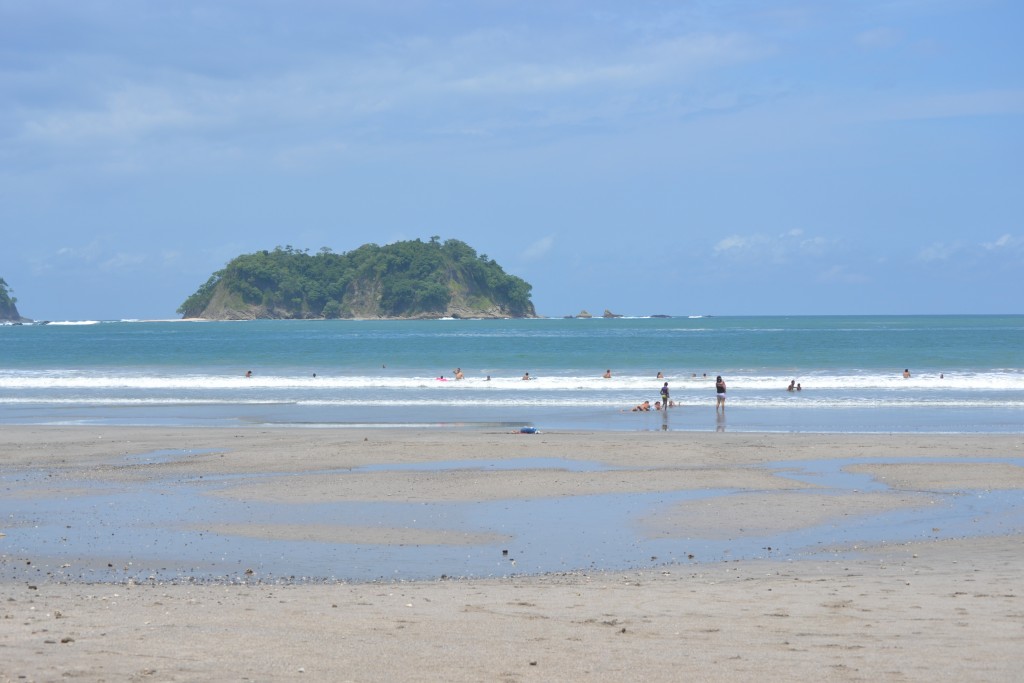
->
[1,315,1021,433]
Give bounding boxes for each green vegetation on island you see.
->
[178,237,536,320]
[0,277,26,321]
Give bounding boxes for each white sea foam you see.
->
[0,395,1019,410]
[1,370,1022,391]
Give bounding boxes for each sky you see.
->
[1,0,1022,320]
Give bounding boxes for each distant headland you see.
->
[178,237,537,320]
[0,277,30,323]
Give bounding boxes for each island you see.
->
[178,237,537,320]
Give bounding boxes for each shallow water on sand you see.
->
[2,450,1021,584]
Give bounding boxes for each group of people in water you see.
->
[440,368,734,413]
[628,374,728,413]
[435,369,537,381]
[631,380,676,411]
[438,368,530,381]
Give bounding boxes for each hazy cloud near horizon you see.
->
[1,0,1021,319]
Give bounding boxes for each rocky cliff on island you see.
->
[178,238,537,320]
[0,277,29,322]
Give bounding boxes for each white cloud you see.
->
[915,234,1022,267]
[982,233,1016,250]
[714,230,834,261]
[522,235,556,260]
[100,252,148,272]
[917,241,963,262]
[23,85,205,145]
[33,238,153,274]
[159,250,187,269]
[442,30,765,96]
[798,235,829,255]
[55,241,104,262]
[713,234,760,253]
[6,10,779,169]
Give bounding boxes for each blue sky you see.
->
[1,0,1021,320]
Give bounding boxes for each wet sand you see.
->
[2,427,1023,681]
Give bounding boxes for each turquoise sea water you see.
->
[1,315,1022,433]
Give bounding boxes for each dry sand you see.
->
[2,426,1023,682]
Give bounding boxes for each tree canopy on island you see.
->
[0,278,13,305]
[0,277,22,320]
[177,237,536,319]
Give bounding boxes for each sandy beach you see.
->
[2,427,1022,681]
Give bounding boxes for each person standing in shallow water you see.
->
[660,382,670,407]
[715,375,726,413]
